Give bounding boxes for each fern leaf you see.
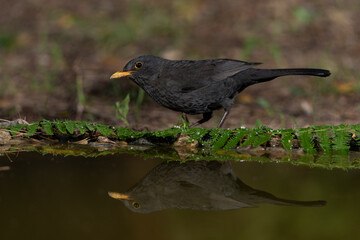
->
[64,121,75,134]
[202,129,222,148]
[53,121,68,134]
[116,127,146,141]
[297,130,316,153]
[241,127,271,147]
[184,128,210,143]
[116,127,132,141]
[316,130,332,152]
[280,130,295,151]
[95,124,114,136]
[153,127,182,138]
[212,129,232,150]
[85,122,96,132]
[252,132,272,147]
[75,122,87,134]
[26,122,39,136]
[9,124,27,135]
[332,127,350,152]
[40,120,54,135]
[223,128,248,149]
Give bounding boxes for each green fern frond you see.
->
[40,120,54,135]
[204,129,222,148]
[5,120,360,155]
[332,126,350,152]
[53,121,68,134]
[95,124,114,136]
[64,121,75,134]
[85,122,96,132]
[116,127,134,141]
[184,127,210,143]
[241,127,272,147]
[25,122,39,136]
[211,129,233,150]
[9,124,27,135]
[252,132,272,147]
[297,130,316,153]
[280,129,295,151]
[153,127,182,138]
[75,122,87,134]
[223,128,248,149]
[316,129,332,153]
[116,127,154,141]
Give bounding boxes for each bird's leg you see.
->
[190,112,213,127]
[218,110,230,128]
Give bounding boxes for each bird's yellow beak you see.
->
[108,191,132,200]
[110,71,134,79]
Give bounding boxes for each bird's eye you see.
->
[135,61,143,69]
[132,201,141,209]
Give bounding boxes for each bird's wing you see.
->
[209,192,256,209]
[174,181,255,210]
[161,59,260,93]
[211,59,261,81]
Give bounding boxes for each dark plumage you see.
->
[108,161,326,213]
[111,55,330,127]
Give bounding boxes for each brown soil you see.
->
[0,0,359,130]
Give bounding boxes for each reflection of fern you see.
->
[3,120,360,153]
[6,142,359,170]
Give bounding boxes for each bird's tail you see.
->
[248,68,331,84]
[270,198,327,207]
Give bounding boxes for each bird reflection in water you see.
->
[108,161,325,213]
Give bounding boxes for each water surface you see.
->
[0,152,359,240]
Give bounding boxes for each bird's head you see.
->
[108,190,165,214]
[108,191,143,213]
[110,55,165,86]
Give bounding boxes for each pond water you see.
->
[0,152,359,240]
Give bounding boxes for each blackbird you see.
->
[110,55,330,127]
[108,160,325,213]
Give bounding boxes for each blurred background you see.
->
[0,0,359,129]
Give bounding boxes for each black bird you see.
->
[108,161,326,213]
[110,55,330,127]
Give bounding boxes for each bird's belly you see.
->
[154,93,209,114]
[146,86,227,114]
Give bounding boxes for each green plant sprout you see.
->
[114,94,130,126]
